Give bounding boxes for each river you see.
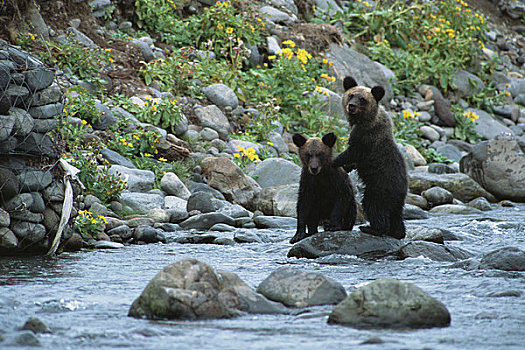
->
[1,205,525,349]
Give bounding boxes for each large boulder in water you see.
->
[128,259,287,320]
[460,136,525,202]
[328,279,451,329]
[256,267,347,307]
[479,247,525,271]
[287,230,403,259]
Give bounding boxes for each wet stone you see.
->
[23,67,54,92]
[398,241,472,262]
[21,317,52,334]
[10,222,46,242]
[9,211,44,223]
[479,247,525,271]
[107,225,132,240]
[254,215,296,229]
[0,227,18,249]
[403,204,429,220]
[133,225,166,243]
[179,212,235,230]
[0,208,10,227]
[32,118,57,133]
[28,103,64,119]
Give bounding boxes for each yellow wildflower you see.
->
[233,153,240,158]
[81,120,87,125]
[226,27,233,34]
[282,40,296,48]
[217,23,223,30]
[268,55,277,60]
[159,157,167,162]
[128,143,133,148]
[277,48,293,60]
[267,142,274,146]
[144,153,151,157]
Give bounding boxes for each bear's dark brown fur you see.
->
[290,132,357,244]
[333,76,407,239]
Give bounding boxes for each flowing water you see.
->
[1,205,525,349]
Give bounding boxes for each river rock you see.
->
[218,203,251,219]
[259,6,297,25]
[201,83,238,110]
[406,226,444,244]
[100,148,136,169]
[17,169,52,192]
[201,157,261,210]
[467,108,514,140]
[254,215,296,229]
[194,105,231,140]
[328,279,451,329]
[188,182,226,200]
[255,184,298,217]
[257,267,347,307]
[288,230,403,259]
[479,247,525,271]
[419,85,456,127]
[468,197,492,211]
[0,208,10,227]
[10,222,46,242]
[107,165,155,192]
[128,259,287,320]
[429,204,482,215]
[0,227,18,250]
[4,193,34,211]
[10,107,34,137]
[403,204,429,220]
[453,70,485,97]
[21,316,52,334]
[404,144,426,166]
[93,240,125,249]
[179,212,235,230]
[234,230,271,243]
[405,193,428,209]
[107,225,132,240]
[62,232,83,252]
[421,186,453,207]
[160,172,191,199]
[325,43,393,103]
[120,192,164,214]
[133,225,166,243]
[245,158,301,188]
[460,136,525,201]
[0,167,19,202]
[408,172,497,202]
[399,241,471,262]
[147,208,171,223]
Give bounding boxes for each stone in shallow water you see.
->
[398,241,471,262]
[256,267,347,307]
[128,258,287,320]
[479,247,525,271]
[328,279,451,329]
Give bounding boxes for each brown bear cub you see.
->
[290,132,357,244]
[333,76,408,239]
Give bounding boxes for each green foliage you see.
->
[336,0,487,93]
[63,87,102,126]
[421,148,453,164]
[74,210,107,239]
[134,97,184,134]
[132,156,193,188]
[453,110,482,144]
[108,128,161,159]
[392,109,424,145]
[232,146,260,168]
[39,39,111,90]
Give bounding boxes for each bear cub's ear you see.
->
[371,86,385,102]
[322,132,337,148]
[292,133,307,147]
[343,76,358,91]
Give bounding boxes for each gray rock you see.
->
[179,212,236,230]
[84,194,101,208]
[259,6,297,25]
[93,240,125,249]
[268,0,298,15]
[89,202,112,217]
[428,163,458,174]
[403,204,429,220]
[254,215,296,229]
[108,165,155,192]
[420,125,440,142]
[188,182,226,200]
[120,192,164,214]
[67,27,97,48]
[408,172,497,203]
[453,70,485,97]
[201,83,238,110]
[17,170,52,192]
[256,184,298,217]
[467,108,514,140]
[11,331,41,346]
[32,118,57,133]
[460,136,525,201]
[431,142,464,162]
[107,225,132,240]
[234,230,270,243]
[164,196,188,216]
[288,230,403,259]
[28,103,64,119]
[246,158,301,188]
[0,208,10,227]
[217,204,251,219]
[21,317,52,334]
[128,259,287,320]
[406,226,444,244]
[100,148,136,169]
[0,167,18,203]
[229,139,262,154]
[200,127,219,141]
[28,83,62,106]
[325,43,393,102]
[266,36,281,55]
[186,191,219,213]
[194,105,231,140]
[267,132,289,155]
[16,132,56,157]
[314,0,343,17]
[42,208,59,232]
[23,67,54,92]
[42,181,65,202]
[147,208,171,223]
[134,225,165,243]
[405,193,428,209]
[328,279,451,329]
[479,247,525,271]
[160,172,190,199]
[0,227,18,249]
[6,84,30,105]
[131,39,156,62]
[468,197,492,211]
[10,211,44,223]
[10,222,46,242]
[29,192,45,213]
[399,241,471,262]
[4,193,34,211]
[10,107,34,137]
[421,186,454,207]
[257,267,347,307]
[0,114,15,141]
[92,101,116,130]
[209,223,236,232]
[429,204,482,215]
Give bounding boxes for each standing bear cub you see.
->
[333,76,408,239]
[290,132,357,244]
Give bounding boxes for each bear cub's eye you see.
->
[359,97,366,104]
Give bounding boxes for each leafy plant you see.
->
[108,128,161,159]
[232,146,260,168]
[74,210,107,239]
[421,148,453,164]
[135,97,184,133]
[336,0,487,93]
[392,109,424,145]
[63,87,102,126]
[453,110,481,144]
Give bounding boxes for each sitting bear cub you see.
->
[333,76,408,239]
[290,132,357,244]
